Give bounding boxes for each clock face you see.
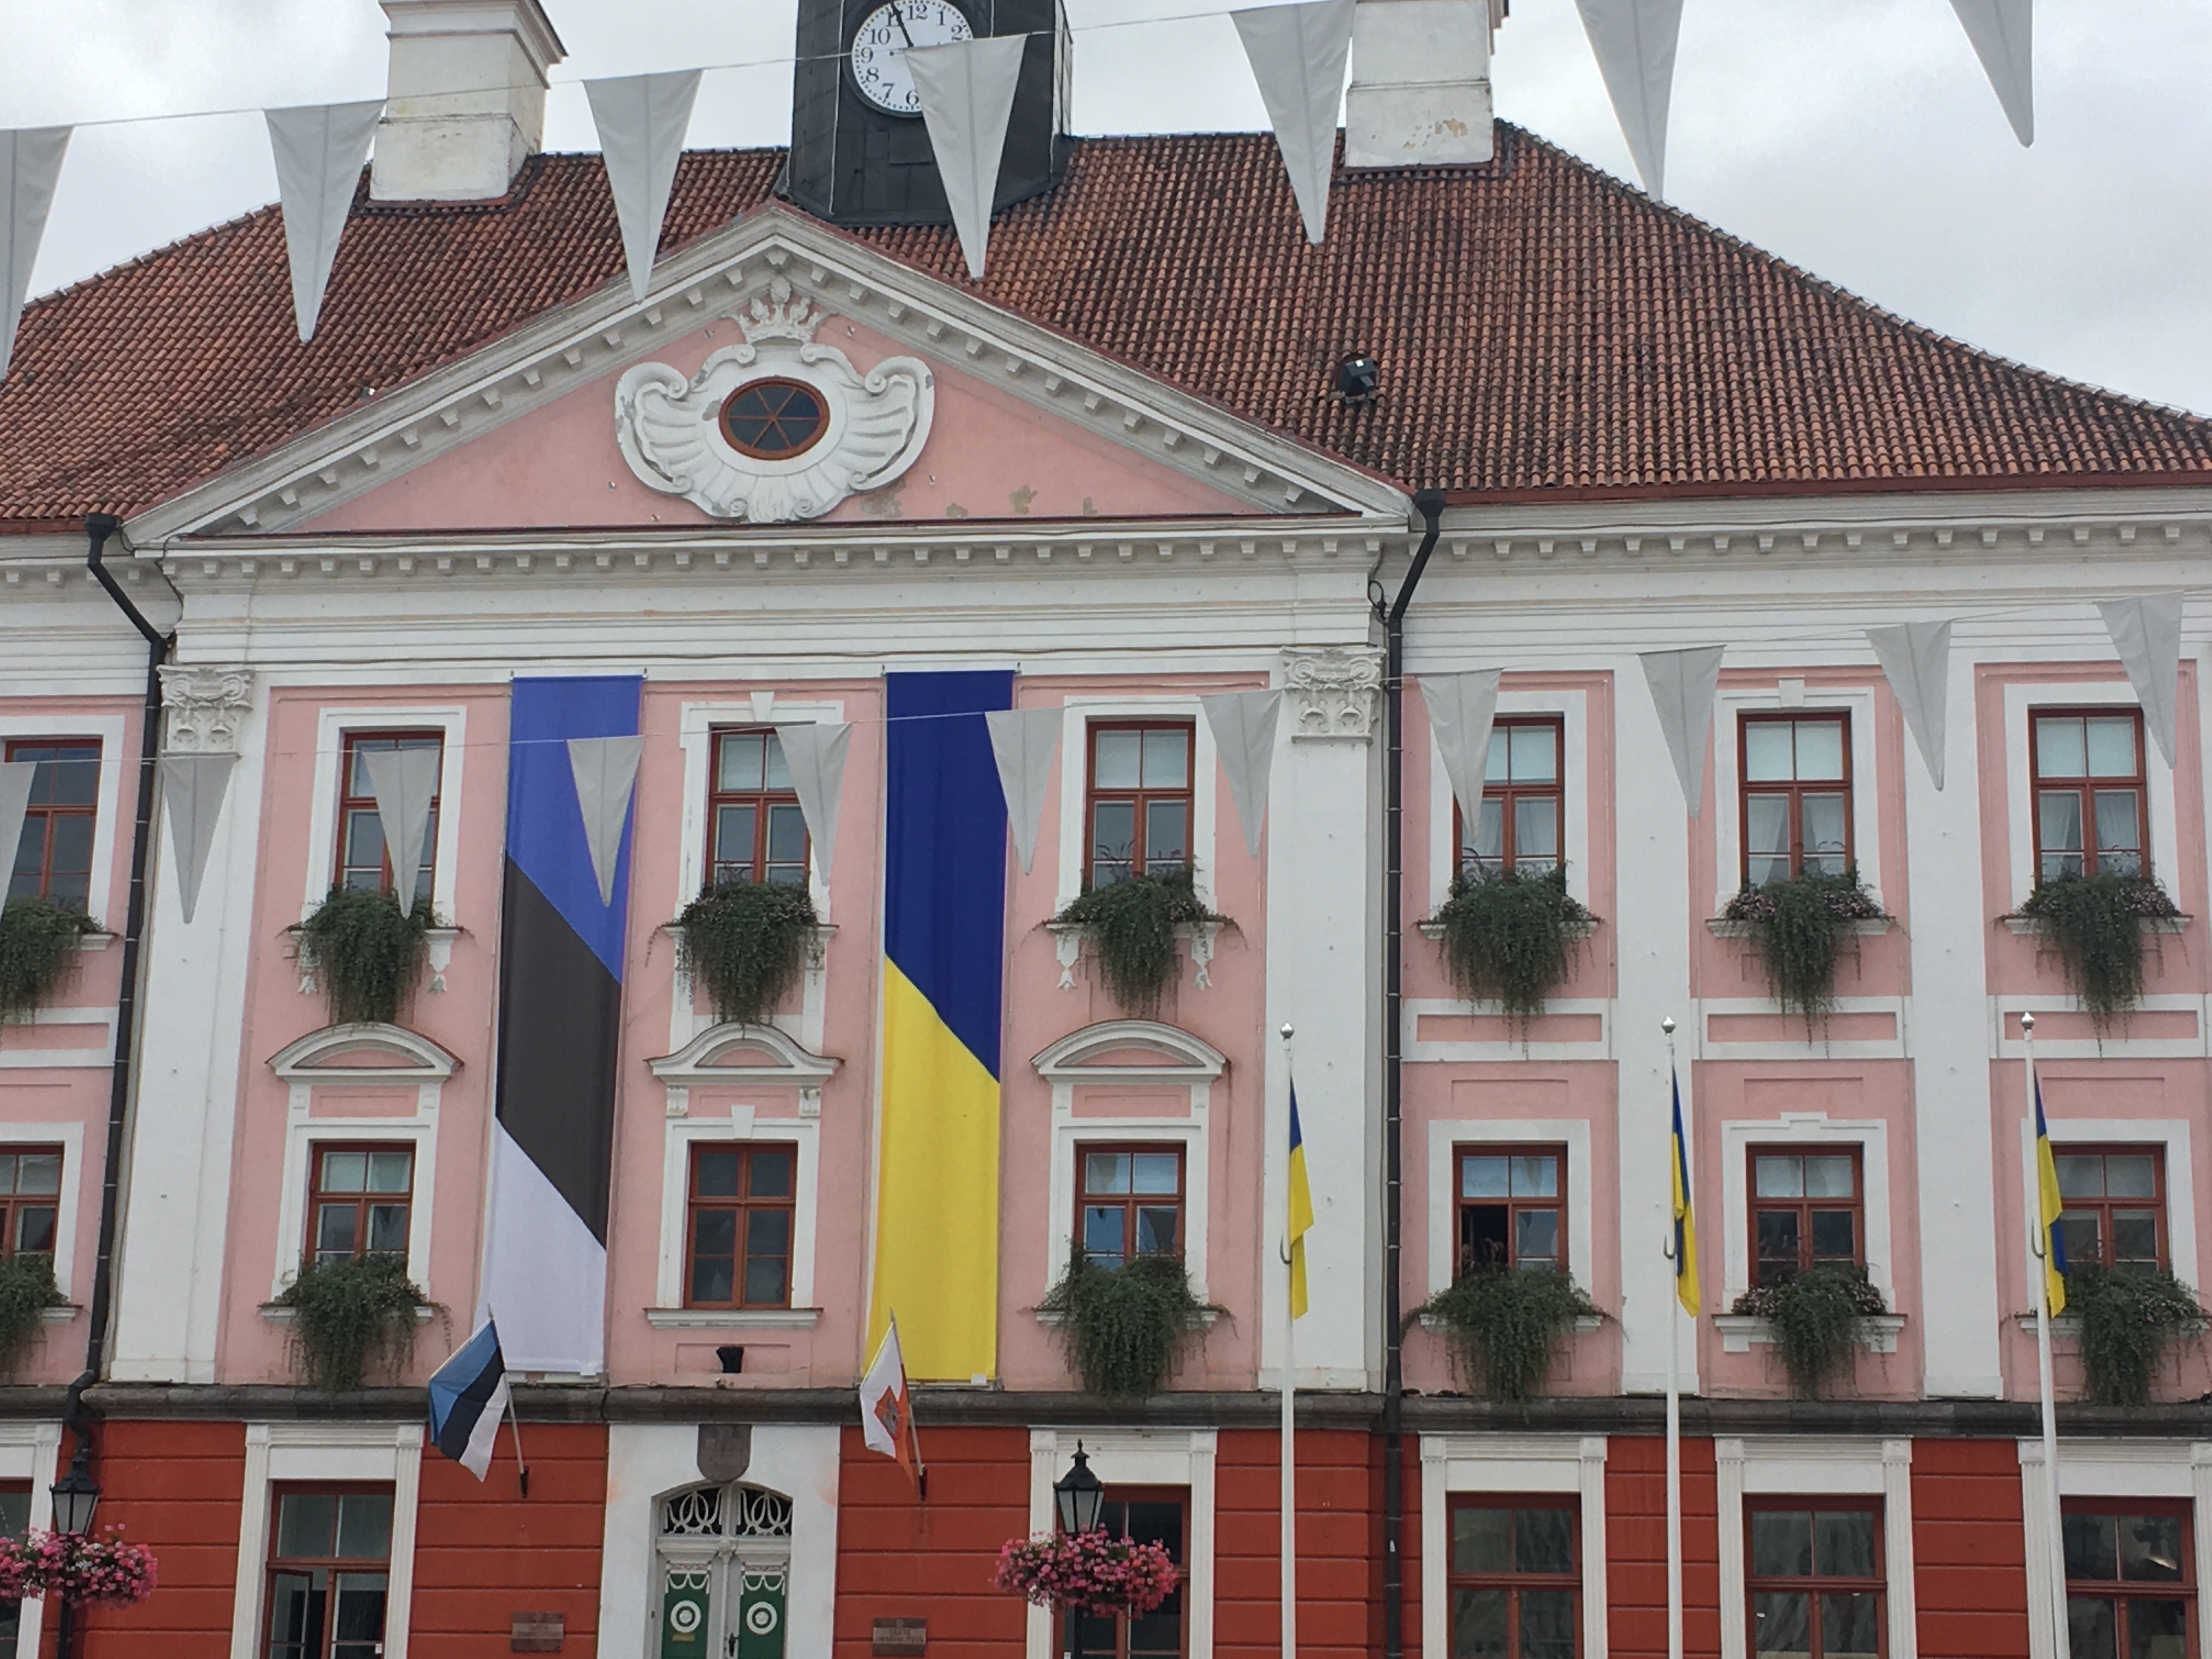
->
[848,0,977,117]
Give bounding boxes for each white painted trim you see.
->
[1053,697,1220,911]
[300,706,469,922]
[0,1005,116,1069]
[2016,1116,2197,1286]
[0,1421,61,1659]
[1694,996,1911,1062]
[1718,1115,1894,1304]
[1715,1437,1915,1659]
[1711,685,1884,908]
[652,1103,821,1311]
[0,1124,86,1302]
[1419,1434,1609,1659]
[1990,992,2207,1059]
[228,1422,425,1659]
[0,712,126,927]
[1025,1429,1217,1659]
[1424,687,1591,911]
[268,1063,442,1303]
[1402,996,1612,1063]
[2003,680,2179,910]
[2017,1439,2212,1659]
[1424,1118,1596,1297]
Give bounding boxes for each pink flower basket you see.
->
[0,1529,157,1607]
[994,1531,1179,1618]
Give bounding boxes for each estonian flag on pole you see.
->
[428,1319,510,1481]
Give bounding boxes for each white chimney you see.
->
[1341,0,1499,170]
[370,0,568,202]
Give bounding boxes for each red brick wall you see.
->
[1911,1438,2028,1657]
[1215,1428,1390,1659]
[77,1419,246,1659]
[1606,1435,1721,1659]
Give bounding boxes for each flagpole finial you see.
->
[1280,1023,1295,1041]
[1661,1015,1676,1036]
[2021,1010,2035,1033]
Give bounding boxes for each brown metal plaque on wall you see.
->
[511,1611,566,1652]
[872,1617,927,1655]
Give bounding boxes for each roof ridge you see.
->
[22,195,283,317]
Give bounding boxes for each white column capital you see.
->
[1280,646,1383,741]
[159,664,256,754]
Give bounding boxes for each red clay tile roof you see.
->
[4,124,2210,526]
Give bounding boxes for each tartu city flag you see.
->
[2034,1076,2069,1316]
[427,1319,509,1480]
[482,675,642,1376]
[870,670,1013,1380]
[1671,1069,1701,1315]
[1287,1084,1314,1319]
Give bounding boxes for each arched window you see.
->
[655,1485,793,1659]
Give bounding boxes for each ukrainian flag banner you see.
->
[871,671,1013,1381]
[1671,1069,1701,1315]
[2034,1076,2069,1316]
[1287,1084,1314,1319]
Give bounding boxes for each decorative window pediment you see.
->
[268,1023,459,1083]
[647,1024,840,1090]
[1030,1020,1226,1087]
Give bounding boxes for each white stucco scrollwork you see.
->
[1282,647,1384,740]
[613,277,933,523]
[158,665,255,754]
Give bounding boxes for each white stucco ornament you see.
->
[614,278,933,522]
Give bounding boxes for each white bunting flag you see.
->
[1948,0,2034,147]
[1200,690,1283,858]
[1571,0,1684,198]
[160,753,239,925]
[1640,645,1724,816]
[1,127,70,380]
[584,71,704,303]
[2098,594,2185,769]
[0,760,33,886]
[265,101,382,343]
[906,34,1029,280]
[985,707,1063,874]
[362,745,441,912]
[1865,621,1954,789]
[1232,0,1356,245]
[566,735,645,906]
[775,722,852,882]
[1420,670,1503,830]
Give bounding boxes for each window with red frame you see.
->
[1747,1503,1884,1659]
[1447,1498,1580,1658]
[1455,1146,1565,1276]
[334,732,442,905]
[1086,723,1193,888]
[4,740,99,910]
[0,1148,60,1262]
[2033,710,2148,881]
[1750,1148,1863,1289]
[2054,1146,2167,1273]
[305,1145,412,1267]
[2064,1503,2194,1659]
[685,1143,797,1308]
[1457,717,1565,878]
[707,729,810,888]
[263,1487,394,1659]
[1741,714,1852,887]
[1077,1146,1184,1268]
[1066,1490,1187,1659]
[0,1481,28,1652]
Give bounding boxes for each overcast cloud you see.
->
[5,0,2208,418]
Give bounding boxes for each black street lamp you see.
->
[1053,1444,1107,1659]
[50,1444,100,1538]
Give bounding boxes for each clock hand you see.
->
[889,0,917,50]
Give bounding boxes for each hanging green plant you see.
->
[2066,1266,2206,1407]
[294,888,433,1026]
[2013,873,2182,1035]
[1413,1267,1600,1403]
[0,1254,63,1379]
[1038,1249,1211,1400]
[1430,867,1596,1027]
[0,896,99,1024]
[275,1254,432,1392]
[1051,868,1226,1019]
[676,879,820,1025]
[1730,1266,1888,1397]
[1721,870,1885,1035]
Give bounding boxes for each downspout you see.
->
[1379,489,1445,1659]
[70,513,172,1460]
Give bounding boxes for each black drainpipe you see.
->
[1379,489,1446,1659]
[71,513,172,1466]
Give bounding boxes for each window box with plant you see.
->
[676,878,822,1026]
[1037,1246,1212,1400]
[1425,867,1598,1029]
[1413,1266,1602,1403]
[1049,868,1228,1019]
[1717,871,1887,1035]
[2062,1265,2207,1407]
[0,896,100,1025]
[272,1254,435,1392]
[292,887,437,1027]
[1724,1267,1893,1397]
[2008,872,2184,1033]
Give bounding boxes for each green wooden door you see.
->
[661,1567,713,1659]
[732,1568,787,1659]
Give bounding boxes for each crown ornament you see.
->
[734,277,823,346]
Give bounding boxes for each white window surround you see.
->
[1426,687,1592,911]
[1424,1119,1596,1299]
[1715,1437,1915,1659]
[1419,1433,1609,1659]
[0,712,127,927]
[1719,1114,1894,1304]
[2014,1116,2197,1289]
[1402,997,1613,1064]
[2003,681,2178,911]
[0,1007,115,1071]
[1053,697,1221,911]
[0,1423,63,1659]
[228,1421,425,1659]
[1991,995,2208,1060]
[673,698,845,918]
[1033,1021,1224,1301]
[2017,1438,2212,1659]
[300,706,469,922]
[1711,685,1884,909]
[265,1025,457,1302]
[0,1122,86,1303]
[1025,1429,1217,1659]
[1693,998,1910,1063]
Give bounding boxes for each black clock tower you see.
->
[785,0,1070,227]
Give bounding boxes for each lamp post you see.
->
[49,1438,100,1659]
[1054,1444,1107,1659]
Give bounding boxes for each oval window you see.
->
[719,378,830,459]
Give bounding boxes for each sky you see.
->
[5,0,2209,419]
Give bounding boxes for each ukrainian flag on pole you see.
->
[2034,1077,2069,1316]
[1671,1069,1701,1315]
[1287,1084,1314,1319]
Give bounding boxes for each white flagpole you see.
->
[1279,1023,1299,1659]
[1662,1015,1684,1659]
[2024,1012,2070,1659]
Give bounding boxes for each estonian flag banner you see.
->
[482,675,643,1376]
[869,670,1013,1381]
[428,1319,509,1480]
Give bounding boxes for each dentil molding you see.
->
[1282,647,1384,740]
[159,665,255,753]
